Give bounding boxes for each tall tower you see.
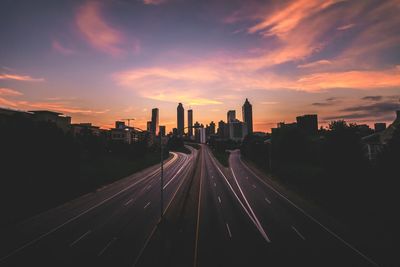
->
[151,108,159,135]
[242,98,253,134]
[177,103,184,136]
[188,109,193,137]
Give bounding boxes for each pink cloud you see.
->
[0,97,18,107]
[142,0,167,5]
[52,40,75,55]
[76,1,124,56]
[0,73,44,82]
[337,23,355,31]
[0,88,23,96]
[297,60,332,69]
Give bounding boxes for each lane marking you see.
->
[146,184,152,190]
[238,155,380,267]
[218,196,222,204]
[230,166,271,243]
[214,182,216,187]
[207,150,271,243]
[70,230,91,247]
[226,223,232,238]
[124,199,134,206]
[98,237,117,257]
[133,148,197,267]
[163,155,190,189]
[265,197,271,204]
[144,202,151,209]
[292,226,306,240]
[252,184,256,189]
[0,153,181,262]
[193,148,204,267]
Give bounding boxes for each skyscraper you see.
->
[177,103,184,136]
[227,110,236,123]
[242,98,253,134]
[151,108,159,135]
[188,109,193,137]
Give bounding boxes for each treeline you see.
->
[0,114,162,228]
[241,121,400,260]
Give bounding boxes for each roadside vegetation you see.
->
[241,120,400,262]
[208,139,240,167]
[0,114,166,228]
[185,142,201,150]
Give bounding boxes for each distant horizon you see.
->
[1,0,399,132]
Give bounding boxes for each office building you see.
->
[296,114,318,135]
[177,103,184,136]
[227,110,236,123]
[159,125,166,137]
[151,108,159,135]
[188,109,193,137]
[242,98,253,134]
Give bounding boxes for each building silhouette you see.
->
[188,109,193,137]
[177,103,184,136]
[296,114,318,135]
[151,108,159,135]
[227,110,236,123]
[242,98,253,134]
[159,125,166,137]
[374,123,387,132]
[209,121,216,135]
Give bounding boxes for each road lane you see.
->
[229,149,379,267]
[195,145,269,267]
[0,149,197,267]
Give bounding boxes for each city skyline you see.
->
[1,0,400,132]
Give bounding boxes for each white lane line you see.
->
[207,151,270,243]
[0,154,181,263]
[292,226,306,240]
[163,156,190,189]
[252,184,256,189]
[144,202,151,209]
[218,196,222,204]
[133,149,197,267]
[238,156,380,267]
[146,184,152,190]
[70,230,91,247]
[214,182,216,187]
[230,167,271,243]
[226,223,232,238]
[124,198,134,206]
[98,237,117,257]
[265,197,271,204]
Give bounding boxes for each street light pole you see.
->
[160,134,164,220]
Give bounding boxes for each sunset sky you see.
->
[1,0,399,132]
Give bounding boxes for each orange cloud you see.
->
[0,88,23,96]
[248,0,338,38]
[76,1,124,56]
[0,73,44,82]
[295,68,400,91]
[0,97,18,107]
[114,66,224,105]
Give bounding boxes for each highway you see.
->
[0,145,381,267]
[0,147,197,267]
[225,149,379,267]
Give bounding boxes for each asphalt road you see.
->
[0,147,197,267]
[0,145,381,267]
[224,149,380,267]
